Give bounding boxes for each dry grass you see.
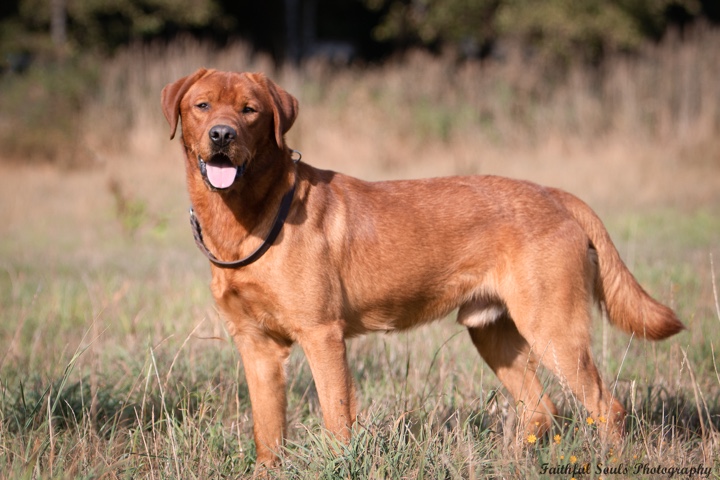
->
[1,27,719,478]
[76,27,720,210]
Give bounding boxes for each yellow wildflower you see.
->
[527,434,537,444]
[586,417,595,425]
[570,455,578,464]
[554,434,562,444]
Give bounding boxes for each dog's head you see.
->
[161,69,298,191]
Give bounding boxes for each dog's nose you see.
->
[209,125,237,147]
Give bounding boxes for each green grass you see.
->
[1,188,719,478]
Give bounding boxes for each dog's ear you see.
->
[161,68,210,140]
[253,74,299,150]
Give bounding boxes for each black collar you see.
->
[189,164,298,269]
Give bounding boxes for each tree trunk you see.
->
[51,0,67,58]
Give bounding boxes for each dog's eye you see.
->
[196,102,210,110]
[242,106,257,114]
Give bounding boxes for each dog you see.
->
[161,69,684,469]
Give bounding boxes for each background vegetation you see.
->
[1,1,719,478]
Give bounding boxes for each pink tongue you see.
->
[206,163,238,189]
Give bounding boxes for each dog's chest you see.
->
[210,270,292,338]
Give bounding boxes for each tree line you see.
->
[1,0,719,71]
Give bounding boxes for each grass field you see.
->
[1,32,720,478]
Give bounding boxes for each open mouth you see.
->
[199,154,243,190]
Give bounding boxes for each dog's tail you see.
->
[549,188,685,340]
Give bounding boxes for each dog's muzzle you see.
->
[198,124,245,191]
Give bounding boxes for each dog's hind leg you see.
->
[503,243,627,440]
[462,306,559,439]
[513,309,626,440]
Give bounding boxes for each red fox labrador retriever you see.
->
[161,69,684,468]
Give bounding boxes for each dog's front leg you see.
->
[234,332,292,468]
[299,323,357,442]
